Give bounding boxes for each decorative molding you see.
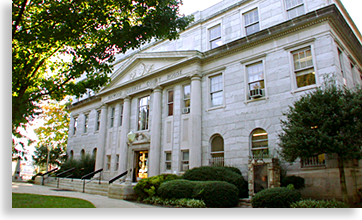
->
[239,53,267,64]
[282,38,316,51]
[129,63,154,80]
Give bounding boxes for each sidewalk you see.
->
[12,182,160,208]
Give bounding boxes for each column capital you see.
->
[188,70,202,80]
[122,95,132,102]
[101,105,108,110]
[151,85,163,93]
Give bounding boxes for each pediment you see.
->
[103,51,198,92]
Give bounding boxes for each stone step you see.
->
[238,198,252,208]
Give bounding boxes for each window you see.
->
[182,84,190,114]
[244,8,259,35]
[292,47,316,88]
[96,110,101,131]
[301,154,326,167]
[251,128,269,158]
[247,61,265,99]
[106,155,111,171]
[167,90,174,116]
[210,135,224,167]
[338,48,347,86]
[209,24,222,49]
[285,0,305,19]
[210,74,223,107]
[69,150,74,160]
[84,114,88,133]
[110,107,115,128]
[165,152,172,171]
[80,149,85,158]
[138,96,150,130]
[119,105,123,127]
[73,117,78,135]
[181,150,189,171]
[115,154,119,171]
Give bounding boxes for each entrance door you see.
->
[253,164,268,193]
[133,151,148,182]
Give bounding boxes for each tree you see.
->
[32,145,66,172]
[278,84,362,204]
[12,0,193,135]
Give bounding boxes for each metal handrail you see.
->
[41,168,58,185]
[55,167,76,188]
[81,168,103,193]
[108,170,128,184]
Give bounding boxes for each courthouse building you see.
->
[67,0,362,201]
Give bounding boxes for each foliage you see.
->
[133,174,180,199]
[290,199,348,208]
[142,196,206,208]
[182,166,248,198]
[32,145,67,171]
[57,154,96,179]
[281,176,305,190]
[157,179,239,208]
[12,0,193,135]
[251,187,302,208]
[278,84,362,203]
[12,193,95,208]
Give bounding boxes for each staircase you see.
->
[42,177,110,197]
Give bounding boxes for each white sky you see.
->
[179,0,362,33]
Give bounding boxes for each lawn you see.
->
[12,193,96,208]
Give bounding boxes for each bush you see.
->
[182,166,248,198]
[57,154,95,179]
[251,187,302,208]
[133,174,180,199]
[157,179,239,208]
[142,196,206,208]
[281,175,305,190]
[291,199,348,208]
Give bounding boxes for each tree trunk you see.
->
[337,157,350,204]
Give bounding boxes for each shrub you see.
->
[157,179,239,208]
[291,199,348,208]
[251,187,302,208]
[182,166,248,198]
[142,196,206,208]
[133,174,180,199]
[281,175,305,190]
[57,154,95,179]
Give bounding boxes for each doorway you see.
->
[253,164,268,193]
[133,151,148,182]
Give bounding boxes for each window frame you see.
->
[167,89,174,116]
[182,84,191,114]
[84,114,89,133]
[165,151,172,171]
[95,110,101,131]
[180,150,189,172]
[208,24,222,50]
[138,96,150,131]
[106,155,111,171]
[250,128,269,159]
[119,104,124,127]
[110,107,115,128]
[284,0,305,20]
[245,60,266,100]
[209,73,224,108]
[73,117,78,136]
[243,8,260,36]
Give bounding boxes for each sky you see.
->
[179,0,362,34]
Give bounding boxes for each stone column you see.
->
[94,105,108,173]
[148,86,163,177]
[119,97,131,172]
[189,73,202,169]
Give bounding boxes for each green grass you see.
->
[12,193,95,208]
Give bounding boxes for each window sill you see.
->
[300,165,326,171]
[291,84,318,94]
[206,105,225,112]
[244,96,268,104]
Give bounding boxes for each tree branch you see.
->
[12,0,28,39]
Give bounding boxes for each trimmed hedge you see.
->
[281,175,305,190]
[251,187,302,208]
[157,179,239,208]
[182,166,248,198]
[143,196,206,208]
[291,199,348,208]
[133,174,180,199]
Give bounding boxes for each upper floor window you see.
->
[182,84,190,114]
[292,47,316,88]
[73,117,78,135]
[84,114,88,133]
[138,96,150,130]
[251,128,269,158]
[119,104,123,127]
[338,48,347,86]
[244,8,259,35]
[167,90,174,116]
[96,110,101,131]
[209,24,222,49]
[247,61,265,99]
[210,74,223,107]
[110,107,115,128]
[285,0,305,19]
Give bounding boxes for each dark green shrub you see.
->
[143,196,206,208]
[133,174,180,199]
[281,176,305,190]
[57,154,96,179]
[251,187,302,208]
[157,179,196,199]
[193,181,239,208]
[157,179,239,208]
[291,199,348,208]
[182,166,248,198]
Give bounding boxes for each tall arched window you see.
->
[210,135,224,166]
[251,128,269,158]
[92,148,97,160]
[80,149,85,158]
[69,150,74,160]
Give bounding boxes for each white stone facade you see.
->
[67,0,362,200]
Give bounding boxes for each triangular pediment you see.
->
[101,51,201,93]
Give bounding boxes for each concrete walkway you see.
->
[12,182,160,208]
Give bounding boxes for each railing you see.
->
[81,168,103,193]
[209,157,224,167]
[40,168,58,185]
[55,167,76,188]
[301,154,326,168]
[108,170,128,184]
